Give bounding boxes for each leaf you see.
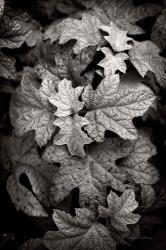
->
[129,41,166,87]
[44,138,131,209]
[0,51,16,79]
[141,184,156,209]
[100,22,133,52]
[49,79,84,117]
[0,15,31,49]
[44,208,116,250]
[85,0,162,35]
[45,13,104,54]
[54,115,93,158]
[0,0,4,18]
[119,134,159,185]
[98,189,140,233]
[2,133,56,217]
[98,47,128,75]
[151,11,166,50]
[82,73,155,142]
[10,67,56,146]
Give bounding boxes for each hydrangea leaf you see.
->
[45,13,104,54]
[141,184,156,209]
[98,189,140,233]
[44,138,131,210]
[129,41,166,87]
[3,133,57,217]
[83,0,162,35]
[100,22,133,52]
[10,68,56,146]
[98,47,128,76]
[0,15,31,49]
[82,73,155,142]
[119,134,159,185]
[44,208,116,250]
[49,79,84,117]
[54,115,93,158]
[0,51,16,79]
[151,11,166,50]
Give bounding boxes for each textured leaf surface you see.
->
[47,13,104,54]
[0,15,31,49]
[44,138,133,209]
[49,79,84,116]
[141,184,156,209]
[10,68,56,146]
[54,115,92,158]
[19,238,46,250]
[151,11,166,50]
[98,47,128,75]
[0,51,16,79]
[129,41,166,87]
[3,133,54,217]
[44,208,116,250]
[100,22,133,52]
[119,134,159,185]
[82,73,155,142]
[99,189,140,233]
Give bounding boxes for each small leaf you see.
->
[98,47,128,75]
[100,22,133,52]
[54,115,93,158]
[98,189,140,233]
[44,208,116,250]
[49,79,84,117]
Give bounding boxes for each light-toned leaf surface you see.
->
[82,73,155,142]
[98,189,140,233]
[49,79,84,117]
[54,115,93,158]
[10,68,56,146]
[129,41,166,87]
[98,47,128,75]
[44,208,116,250]
[45,13,104,54]
[100,22,133,52]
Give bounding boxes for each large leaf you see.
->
[129,41,166,87]
[98,189,140,233]
[44,208,116,250]
[1,133,57,217]
[82,73,155,142]
[44,13,104,54]
[43,138,133,209]
[10,67,57,146]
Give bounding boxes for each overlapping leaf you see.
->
[44,208,116,250]
[82,73,155,142]
[10,67,57,146]
[98,47,128,76]
[98,189,140,233]
[43,138,133,209]
[129,41,166,87]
